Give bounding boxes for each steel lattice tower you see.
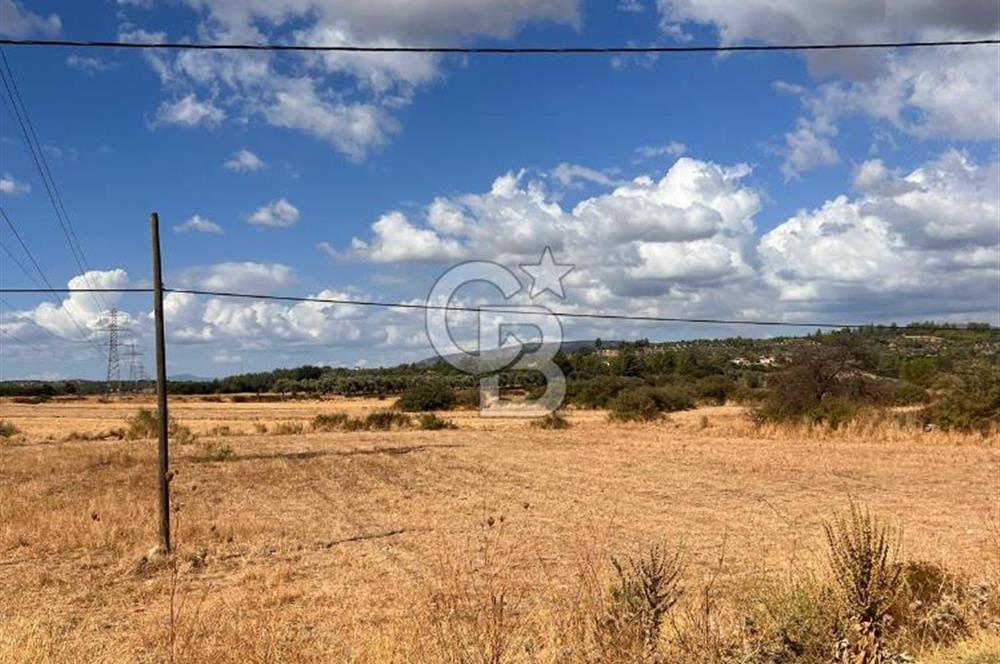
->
[125,341,145,387]
[104,308,121,393]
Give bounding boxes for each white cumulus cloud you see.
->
[7,270,132,345]
[154,94,226,128]
[247,198,300,228]
[125,0,580,159]
[224,148,266,172]
[341,150,998,323]
[176,261,296,293]
[174,214,223,234]
[0,0,60,37]
[655,0,1000,176]
[0,173,30,196]
[761,150,999,317]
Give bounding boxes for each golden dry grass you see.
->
[1,396,997,662]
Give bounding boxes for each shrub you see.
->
[366,411,412,430]
[693,375,733,405]
[12,396,48,404]
[753,341,864,426]
[418,413,458,430]
[919,366,1000,433]
[734,571,838,664]
[609,386,694,422]
[195,441,235,463]
[609,389,662,422]
[311,412,350,431]
[824,502,903,662]
[893,560,972,646]
[900,357,938,386]
[63,429,125,442]
[124,409,158,439]
[395,380,456,412]
[172,423,197,446]
[569,376,643,409]
[452,388,481,410]
[531,412,570,429]
[0,419,19,438]
[252,422,268,434]
[810,397,862,429]
[271,421,305,435]
[345,411,413,431]
[124,409,196,445]
[595,544,683,662]
[891,381,929,406]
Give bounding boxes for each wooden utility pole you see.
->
[150,212,171,552]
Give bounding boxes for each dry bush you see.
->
[824,502,903,663]
[0,419,20,438]
[595,544,683,663]
[418,413,458,430]
[124,408,197,445]
[193,441,235,463]
[63,428,125,442]
[123,408,158,439]
[891,560,1000,652]
[229,394,285,403]
[531,412,570,430]
[252,421,268,434]
[311,412,350,431]
[922,631,1000,664]
[204,425,235,437]
[732,568,839,664]
[608,387,694,422]
[729,408,991,445]
[271,421,305,435]
[344,411,413,431]
[11,396,49,404]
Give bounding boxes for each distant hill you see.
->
[168,373,213,382]
[415,338,623,367]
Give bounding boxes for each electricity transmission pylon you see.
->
[125,341,145,388]
[103,308,122,394]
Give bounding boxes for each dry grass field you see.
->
[1,395,998,663]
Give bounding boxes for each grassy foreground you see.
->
[1,397,997,662]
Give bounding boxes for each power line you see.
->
[0,37,997,55]
[0,287,153,294]
[0,295,89,346]
[0,239,47,290]
[0,285,995,334]
[0,48,110,314]
[0,297,85,350]
[0,326,45,351]
[0,208,107,357]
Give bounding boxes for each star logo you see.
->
[520,246,574,299]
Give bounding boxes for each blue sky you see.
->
[1,0,998,378]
